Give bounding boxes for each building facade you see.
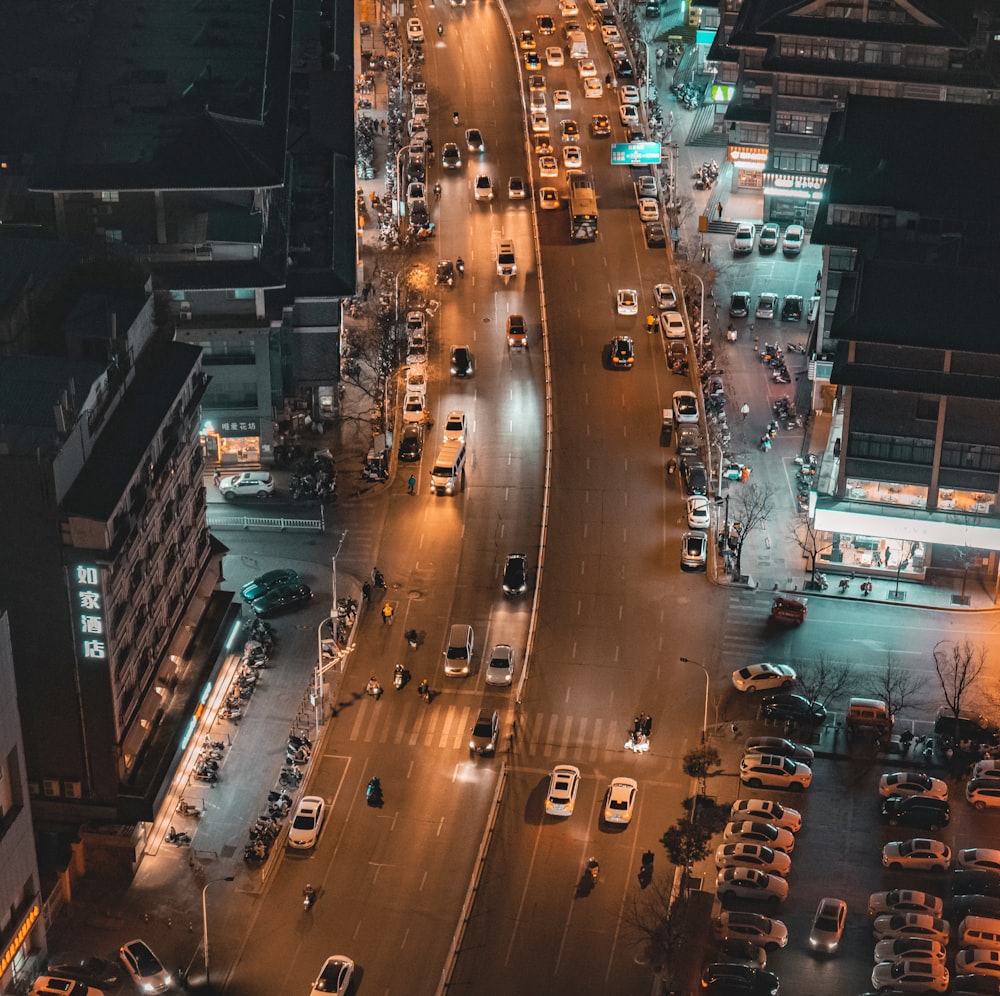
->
[712,0,1000,226]
[808,95,1000,591]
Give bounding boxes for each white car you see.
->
[219,471,275,499]
[538,155,559,178]
[485,644,515,686]
[539,187,559,210]
[659,311,686,338]
[868,889,944,918]
[874,936,947,963]
[878,772,948,801]
[406,18,424,42]
[973,759,1000,779]
[562,145,582,169]
[583,77,603,98]
[577,59,597,78]
[686,495,711,529]
[717,867,788,904]
[616,289,639,315]
[955,947,1000,978]
[739,753,812,791]
[732,663,796,694]
[715,843,791,877]
[733,222,756,253]
[618,84,640,104]
[545,764,581,817]
[755,292,778,320]
[309,956,354,996]
[872,912,951,944]
[531,110,550,133]
[957,847,1000,872]
[119,941,171,995]
[638,199,659,222]
[871,960,949,993]
[603,777,637,824]
[473,174,495,201]
[560,119,580,142]
[559,0,579,14]
[288,795,325,850]
[782,223,805,255]
[545,46,564,67]
[405,310,427,337]
[600,22,621,44]
[724,821,795,854]
[672,390,699,424]
[406,332,428,365]
[730,799,801,833]
[654,283,677,310]
[406,181,426,211]
[882,838,951,871]
[402,393,426,424]
[442,410,467,443]
[712,911,788,951]
[553,89,572,109]
[809,897,847,952]
[619,103,639,126]
[508,176,527,200]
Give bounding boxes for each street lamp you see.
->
[679,657,710,742]
[202,875,234,988]
[315,534,348,728]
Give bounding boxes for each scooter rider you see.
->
[437,22,444,36]
[456,257,465,276]
[303,884,316,909]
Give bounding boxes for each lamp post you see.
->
[315,534,348,728]
[679,657,710,742]
[202,875,234,988]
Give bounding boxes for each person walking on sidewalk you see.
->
[407,474,416,494]
[741,403,750,421]
[213,469,221,487]
[382,603,394,625]
[716,203,723,220]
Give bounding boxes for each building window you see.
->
[42,778,61,798]
[232,288,256,300]
[100,191,120,203]
[914,396,938,421]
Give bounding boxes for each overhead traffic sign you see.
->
[610,142,662,165]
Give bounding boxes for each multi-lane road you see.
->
[215,4,1000,995]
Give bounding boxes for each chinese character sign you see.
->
[73,563,107,662]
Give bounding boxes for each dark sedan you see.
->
[502,553,528,596]
[240,569,300,603]
[882,796,950,831]
[450,345,474,377]
[681,459,708,496]
[701,963,778,996]
[46,955,120,989]
[250,582,313,617]
[759,693,828,725]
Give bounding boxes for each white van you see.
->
[960,916,1000,950]
[429,440,466,495]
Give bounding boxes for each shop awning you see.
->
[813,498,1000,551]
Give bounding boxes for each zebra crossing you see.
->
[340,693,695,771]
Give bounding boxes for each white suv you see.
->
[219,472,275,499]
[739,753,812,791]
[497,241,517,279]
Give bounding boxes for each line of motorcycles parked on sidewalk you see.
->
[245,728,315,863]
[220,618,275,723]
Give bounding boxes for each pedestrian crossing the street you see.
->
[339,694,693,771]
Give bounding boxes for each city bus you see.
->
[568,175,598,240]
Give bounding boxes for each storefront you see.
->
[729,146,766,193]
[201,415,263,469]
[811,496,1000,593]
[763,172,824,226]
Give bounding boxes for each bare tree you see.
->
[950,545,983,606]
[789,515,833,584]
[624,882,694,988]
[728,482,776,580]
[795,654,853,708]
[868,652,927,722]
[933,639,987,727]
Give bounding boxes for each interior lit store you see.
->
[200,416,263,469]
[812,477,1000,596]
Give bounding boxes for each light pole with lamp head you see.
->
[679,657,710,742]
[202,874,235,989]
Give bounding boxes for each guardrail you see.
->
[206,511,325,532]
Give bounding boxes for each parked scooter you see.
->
[176,799,202,817]
[165,826,191,846]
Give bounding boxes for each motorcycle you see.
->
[365,678,383,700]
[287,746,311,765]
[165,826,191,846]
[303,885,317,911]
[221,705,242,721]
[366,776,382,806]
[838,577,851,594]
[176,799,202,817]
[812,572,829,591]
[861,579,874,597]
[393,664,408,690]
[288,734,312,752]
[417,679,431,702]
[193,766,218,783]
[586,857,600,883]
[244,840,268,862]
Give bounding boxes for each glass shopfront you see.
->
[201,415,262,468]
